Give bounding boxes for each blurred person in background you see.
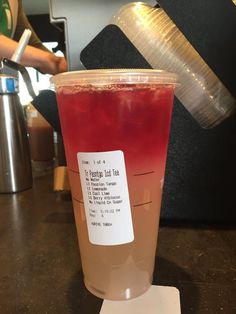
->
[0,0,67,74]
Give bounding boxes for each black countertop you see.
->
[0,171,235,314]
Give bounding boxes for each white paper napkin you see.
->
[100,285,181,314]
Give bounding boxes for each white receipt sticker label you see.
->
[77,151,134,245]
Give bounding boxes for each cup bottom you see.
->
[84,278,152,301]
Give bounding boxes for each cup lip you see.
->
[50,69,178,87]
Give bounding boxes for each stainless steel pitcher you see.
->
[0,71,32,193]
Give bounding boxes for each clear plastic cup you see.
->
[111,3,236,128]
[51,69,177,300]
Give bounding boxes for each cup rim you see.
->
[50,69,178,87]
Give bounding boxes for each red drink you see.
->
[52,70,177,300]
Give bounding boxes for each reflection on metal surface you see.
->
[0,76,32,193]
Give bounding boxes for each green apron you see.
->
[0,0,13,37]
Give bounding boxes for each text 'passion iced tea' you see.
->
[52,69,177,300]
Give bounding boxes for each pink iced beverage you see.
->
[52,70,177,300]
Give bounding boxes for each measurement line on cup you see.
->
[73,197,84,205]
[133,201,152,208]
[134,171,155,176]
[68,168,80,174]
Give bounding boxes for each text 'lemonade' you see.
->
[53,70,176,300]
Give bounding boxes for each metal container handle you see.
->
[0,58,36,99]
